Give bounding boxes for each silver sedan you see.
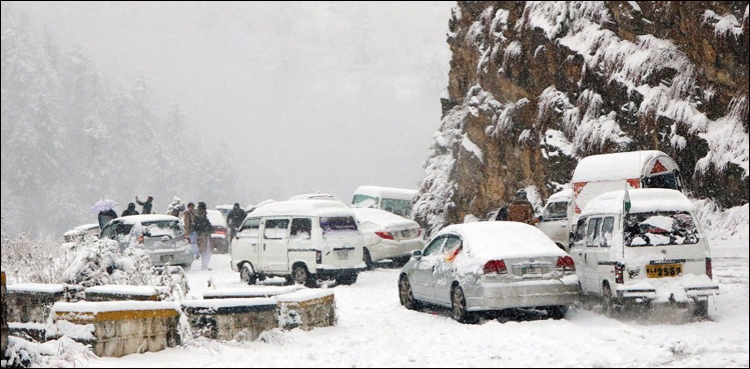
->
[398,221,581,323]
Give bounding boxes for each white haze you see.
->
[11,1,453,206]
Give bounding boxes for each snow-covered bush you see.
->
[2,336,94,368]
[0,232,66,284]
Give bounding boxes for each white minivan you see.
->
[570,188,719,317]
[230,200,366,287]
[536,189,573,251]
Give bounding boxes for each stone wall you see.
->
[53,301,180,358]
[182,299,278,341]
[277,291,336,331]
[5,284,81,324]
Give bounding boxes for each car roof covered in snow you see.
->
[288,193,341,202]
[581,189,694,216]
[571,150,674,183]
[547,189,573,203]
[206,210,227,226]
[350,207,419,229]
[247,200,353,218]
[353,186,418,201]
[74,223,100,231]
[436,222,566,271]
[115,214,181,224]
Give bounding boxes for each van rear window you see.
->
[320,216,358,234]
[624,211,699,247]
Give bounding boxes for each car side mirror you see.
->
[412,250,422,260]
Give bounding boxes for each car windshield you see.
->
[624,211,699,247]
[352,194,378,208]
[544,201,568,220]
[320,216,358,236]
[141,220,181,238]
[643,172,679,190]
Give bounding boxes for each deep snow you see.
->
[79,240,750,367]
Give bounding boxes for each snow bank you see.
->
[203,285,306,299]
[181,297,277,310]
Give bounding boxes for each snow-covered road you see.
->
[93,240,749,367]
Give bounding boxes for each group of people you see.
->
[495,189,539,225]
[96,195,154,229]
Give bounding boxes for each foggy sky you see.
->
[12,1,454,205]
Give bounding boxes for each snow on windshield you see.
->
[625,212,699,246]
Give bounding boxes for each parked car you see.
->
[570,188,719,317]
[351,186,417,217]
[536,189,573,251]
[63,223,100,243]
[231,200,366,287]
[214,204,234,220]
[207,209,229,254]
[398,222,580,323]
[350,207,424,268]
[99,215,194,270]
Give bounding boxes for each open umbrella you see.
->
[91,199,117,212]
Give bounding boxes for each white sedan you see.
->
[350,207,424,268]
[398,221,581,323]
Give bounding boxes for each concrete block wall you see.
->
[5,284,81,324]
[182,299,278,341]
[277,291,336,331]
[53,301,180,358]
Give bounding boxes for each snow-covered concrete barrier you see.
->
[202,285,305,300]
[5,283,82,324]
[85,285,160,302]
[182,298,278,341]
[277,289,336,331]
[52,301,180,357]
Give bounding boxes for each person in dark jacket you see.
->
[507,189,539,225]
[121,203,140,217]
[194,202,213,270]
[136,195,153,214]
[98,208,118,229]
[226,203,246,244]
[495,205,508,221]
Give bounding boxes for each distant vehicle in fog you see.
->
[351,186,418,217]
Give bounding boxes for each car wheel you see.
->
[363,248,374,270]
[547,305,568,320]
[240,263,256,285]
[398,275,420,310]
[292,264,315,287]
[451,285,477,324]
[602,283,615,317]
[337,272,358,285]
[693,299,709,319]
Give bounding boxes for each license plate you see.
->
[160,255,174,262]
[522,266,539,275]
[646,263,682,278]
[336,251,349,260]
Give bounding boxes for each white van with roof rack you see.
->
[570,188,719,317]
[231,200,365,287]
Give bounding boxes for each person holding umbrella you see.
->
[92,199,118,229]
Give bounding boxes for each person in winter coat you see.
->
[181,202,199,259]
[507,189,539,225]
[136,195,153,214]
[193,202,213,270]
[98,208,118,229]
[226,203,246,244]
[121,203,140,217]
[494,205,508,221]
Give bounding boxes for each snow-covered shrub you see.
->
[0,232,66,284]
[2,336,94,368]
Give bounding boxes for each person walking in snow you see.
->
[226,203,246,245]
[136,195,154,215]
[507,189,539,225]
[194,202,213,270]
[98,208,118,229]
[121,203,140,217]
[181,202,199,259]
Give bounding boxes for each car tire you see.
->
[451,285,478,324]
[240,263,256,285]
[292,264,315,288]
[693,299,709,319]
[398,275,420,310]
[364,248,374,270]
[337,272,358,285]
[547,305,568,320]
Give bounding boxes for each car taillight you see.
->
[316,250,322,264]
[706,257,713,279]
[556,256,575,273]
[483,260,507,275]
[615,263,624,284]
[215,228,226,235]
[375,231,394,240]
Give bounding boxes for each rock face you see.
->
[415,1,749,236]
